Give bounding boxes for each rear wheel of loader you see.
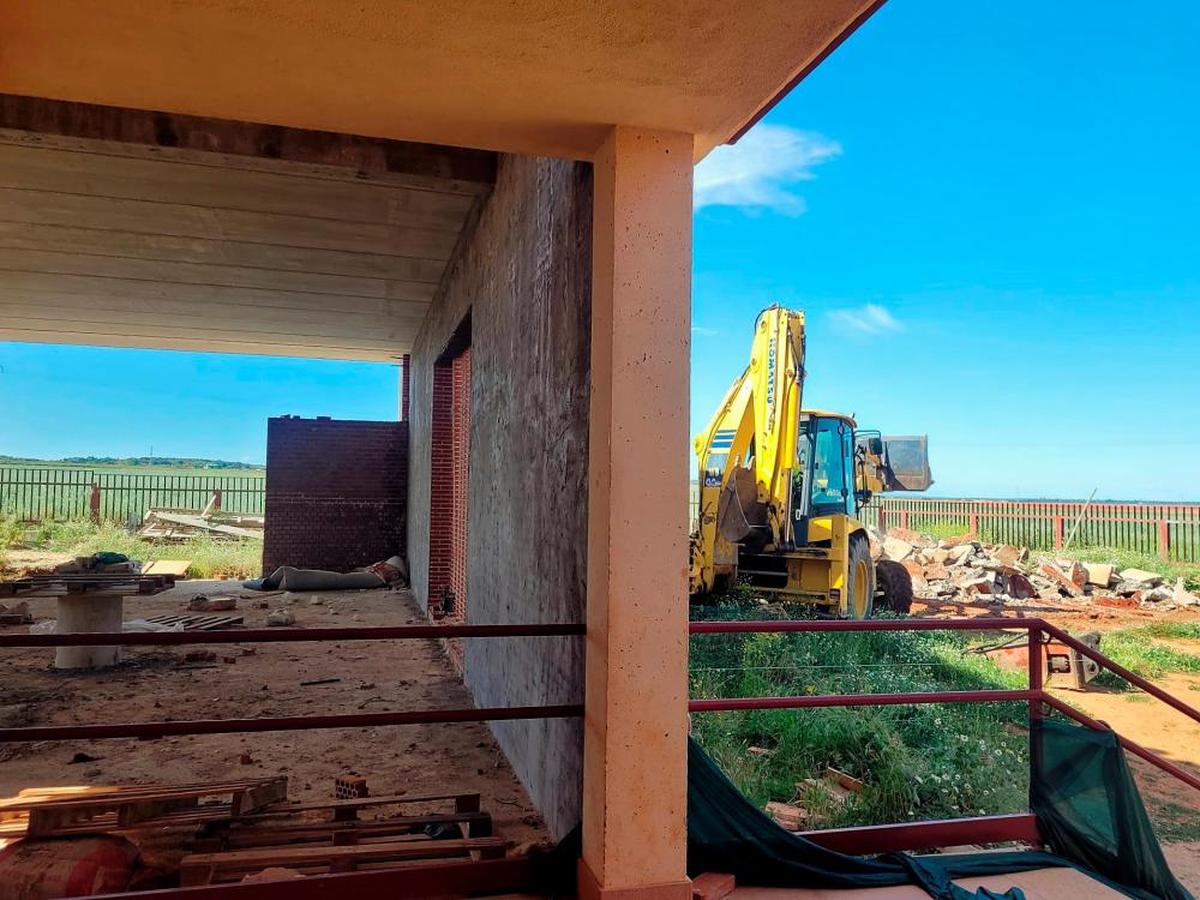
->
[846,535,875,620]
[875,560,914,616]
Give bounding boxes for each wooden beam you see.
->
[0,222,447,282]
[0,139,477,229]
[0,94,497,194]
[0,328,411,362]
[0,187,461,258]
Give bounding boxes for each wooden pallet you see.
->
[179,835,508,885]
[0,776,287,837]
[0,573,177,597]
[144,613,244,631]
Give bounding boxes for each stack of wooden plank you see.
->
[0,779,507,887]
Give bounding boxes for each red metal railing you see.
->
[0,623,585,745]
[689,616,1200,853]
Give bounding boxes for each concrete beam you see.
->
[582,126,693,900]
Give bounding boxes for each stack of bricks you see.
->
[262,416,408,574]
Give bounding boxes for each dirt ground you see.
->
[0,578,549,854]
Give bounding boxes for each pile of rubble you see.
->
[874,527,1199,613]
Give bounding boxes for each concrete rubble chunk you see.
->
[1142,585,1174,603]
[946,545,975,567]
[992,545,1028,567]
[1038,560,1083,597]
[1119,568,1164,587]
[1083,563,1115,588]
[1174,578,1200,607]
[883,536,915,562]
[765,801,807,832]
[266,608,296,627]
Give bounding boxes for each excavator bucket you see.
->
[716,466,764,543]
[880,435,933,492]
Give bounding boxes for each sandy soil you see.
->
[0,579,549,853]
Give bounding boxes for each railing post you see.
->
[213,488,223,512]
[900,510,910,531]
[969,512,979,536]
[1052,515,1064,550]
[1159,519,1170,560]
[1028,623,1043,814]
[89,483,101,524]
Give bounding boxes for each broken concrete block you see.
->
[765,801,807,832]
[992,545,1028,567]
[1119,568,1164,587]
[887,527,931,547]
[1039,561,1084,597]
[883,536,915,561]
[996,571,1038,600]
[931,548,951,564]
[923,563,949,581]
[946,544,975,567]
[1173,579,1199,607]
[1143,585,1174,603]
[962,577,994,595]
[1083,563,1115,588]
[266,608,296,627]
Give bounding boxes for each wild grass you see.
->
[689,599,1029,827]
[1,516,262,579]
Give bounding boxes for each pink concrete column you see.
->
[581,126,693,900]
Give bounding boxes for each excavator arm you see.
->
[691,306,806,593]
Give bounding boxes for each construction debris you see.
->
[139,509,264,542]
[875,527,1200,613]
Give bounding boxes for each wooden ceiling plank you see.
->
[0,142,477,230]
[0,248,444,302]
[0,313,416,351]
[0,328,409,361]
[0,273,433,314]
[0,222,447,282]
[0,96,497,193]
[0,187,461,258]
[0,294,428,330]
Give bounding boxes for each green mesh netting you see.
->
[533,721,1191,899]
[684,719,1191,900]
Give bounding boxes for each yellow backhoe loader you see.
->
[690,305,933,617]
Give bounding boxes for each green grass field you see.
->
[689,597,1200,836]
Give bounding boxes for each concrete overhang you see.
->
[0,0,883,161]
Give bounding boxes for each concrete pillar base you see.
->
[54,594,123,669]
[578,859,692,900]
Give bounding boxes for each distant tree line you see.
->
[0,455,264,470]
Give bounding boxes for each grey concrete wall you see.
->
[408,155,591,838]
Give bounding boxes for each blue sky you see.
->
[1,0,1197,498]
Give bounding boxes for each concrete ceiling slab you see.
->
[0,0,883,160]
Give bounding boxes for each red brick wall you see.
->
[428,368,454,602]
[263,416,407,574]
[429,342,471,671]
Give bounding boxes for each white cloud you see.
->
[691,325,720,337]
[827,304,903,336]
[694,124,842,215]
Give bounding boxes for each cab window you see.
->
[810,418,852,516]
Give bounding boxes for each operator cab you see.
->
[790,411,858,545]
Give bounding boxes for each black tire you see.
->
[875,559,914,616]
[845,534,875,620]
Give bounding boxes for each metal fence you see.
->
[860,497,1200,562]
[688,485,1200,562]
[0,467,266,522]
